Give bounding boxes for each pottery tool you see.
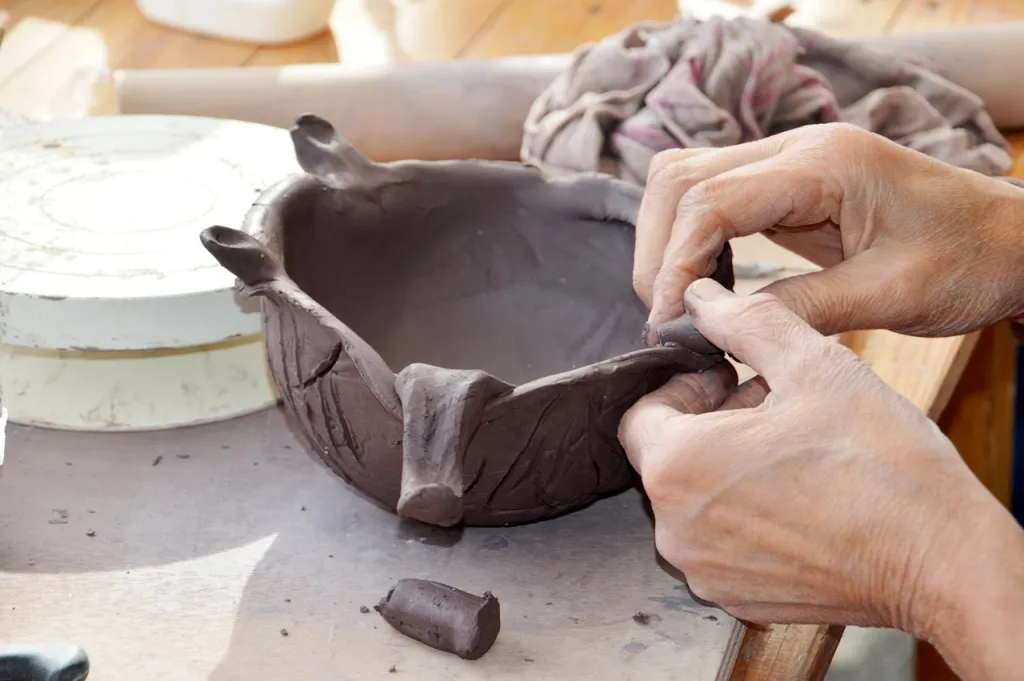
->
[0,115,300,431]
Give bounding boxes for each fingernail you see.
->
[642,320,658,347]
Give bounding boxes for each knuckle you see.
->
[645,153,681,190]
[653,523,689,566]
[676,182,736,247]
[639,443,692,504]
[647,155,711,198]
[677,177,717,210]
[639,454,678,502]
[810,121,869,151]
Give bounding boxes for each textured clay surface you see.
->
[200,114,734,527]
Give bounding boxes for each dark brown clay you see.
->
[375,579,500,660]
[200,114,734,528]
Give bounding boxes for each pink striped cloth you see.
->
[522,16,1014,184]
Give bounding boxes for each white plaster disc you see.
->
[0,115,301,351]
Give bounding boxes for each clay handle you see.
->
[0,644,90,681]
[199,225,285,291]
[393,365,509,528]
[290,113,380,183]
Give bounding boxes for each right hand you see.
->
[620,281,1024,681]
[633,123,1024,340]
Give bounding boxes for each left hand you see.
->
[618,278,1020,637]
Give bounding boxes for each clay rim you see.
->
[237,171,721,425]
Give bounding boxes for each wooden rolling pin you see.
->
[116,23,1024,162]
[116,57,570,162]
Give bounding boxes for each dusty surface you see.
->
[0,409,742,681]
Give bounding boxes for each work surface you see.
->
[1,412,741,680]
[1,1,1023,681]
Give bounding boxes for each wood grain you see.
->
[461,0,682,59]
[731,624,845,681]
[245,0,508,67]
[785,0,909,35]
[0,0,103,88]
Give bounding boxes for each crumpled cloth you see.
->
[522,16,1015,183]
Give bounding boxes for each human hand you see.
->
[619,279,1024,678]
[632,123,1024,342]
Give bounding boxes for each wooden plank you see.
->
[0,0,103,87]
[732,624,844,681]
[460,0,682,59]
[0,0,257,119]
[940,323,1017,508]
[783,0,910,35]
[844,331,980,419]
[245,0,509,67]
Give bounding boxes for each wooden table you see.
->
[0,1,1019,679]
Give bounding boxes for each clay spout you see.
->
[200,225,285,292]
[394,365,509,527]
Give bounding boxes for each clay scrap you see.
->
[375,579,501,660]
[200,114,735,528]
[656,314,721,355]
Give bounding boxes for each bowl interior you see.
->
[283,168,649,385]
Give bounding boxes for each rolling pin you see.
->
[115,23,1024,162]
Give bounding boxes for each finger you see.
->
[618,362,737,473]
[634,142,781,312]
[719,376,770,411]
[634,149,713,310]
[648,361,739,415]
[683,279,847,393]
[647,158,841,331]
[757,246,917,336]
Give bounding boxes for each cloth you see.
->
[522,16,1015,183]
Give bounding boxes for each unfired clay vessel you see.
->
[200,114,734,528]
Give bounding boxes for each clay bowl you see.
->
[200,114,733,528]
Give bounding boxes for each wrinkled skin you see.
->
[633,122,1024,341]
[620,123,1024,681]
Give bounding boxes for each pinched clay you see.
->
[200,114,734,528]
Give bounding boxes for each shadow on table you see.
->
[2,407,715,679]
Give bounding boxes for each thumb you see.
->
[756,248,911,336]
[684,279,839,393]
